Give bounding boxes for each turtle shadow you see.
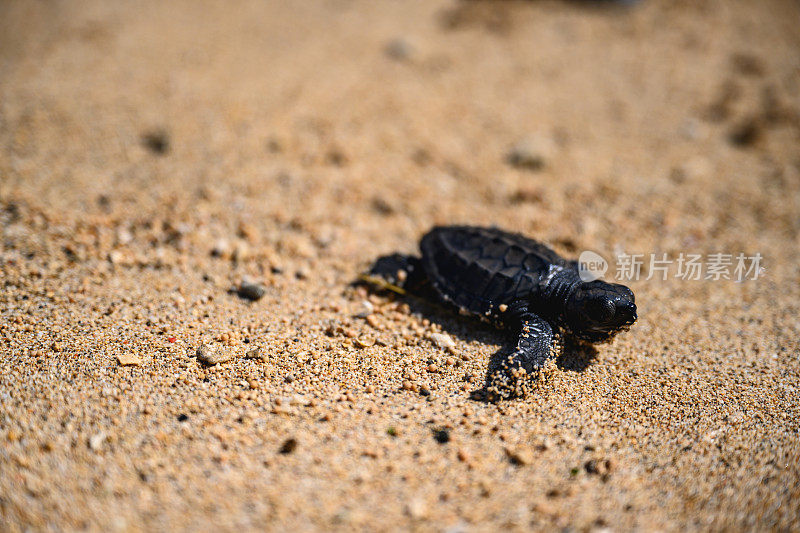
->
[356,278,598,401]
[555,338,599,372]
[468,337,598,403]
[393,293,599,375]
[398,293,505,347]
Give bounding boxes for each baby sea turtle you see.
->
[364,226,637,397]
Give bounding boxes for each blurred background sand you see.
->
[1,0,799,530]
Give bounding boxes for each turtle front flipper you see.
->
[489,310,558,399]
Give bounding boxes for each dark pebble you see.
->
[279,438,298,454]
[728,117,761,147]
[237,280,267,301]
[141,130,170,155]
[433,428,450,444]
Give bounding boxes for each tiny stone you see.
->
[279,438,298,454]
[728,116,761,147]
[141,130,170,155]
[116,353,141,366]
[505,446,534,466]
[196,344,233,366]
[211,239,230,258]
[506,135,555,171]
[285,373,295,383]
[384,37,414,61]
[585,458,614,477]
[232,240,251,262]
[354,337,374,349]
[237,280,267,301]
[108,250,125,265]
[406,497,427,519]
[295,266,310,279]
[289,394,311,406]
[354,300,374,318]
[433,428,450,444]
[245,347,265,361]
[116,227,133,245]
[430,332,455,349]
[88,432,107,451]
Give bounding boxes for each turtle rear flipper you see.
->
[362,254,430,295]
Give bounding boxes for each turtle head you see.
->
[565,280,637,342]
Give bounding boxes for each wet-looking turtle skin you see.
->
[365,226,637,397]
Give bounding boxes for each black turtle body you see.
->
[366,225,637,397]
[419,226,572,320]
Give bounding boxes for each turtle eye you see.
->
[587,298,615,322]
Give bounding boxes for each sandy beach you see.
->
[1,0,799,530]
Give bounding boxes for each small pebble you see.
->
[430,332,455,350]
[211,239,230,258]
[88,432,107,451]
[237,280,267,301]
[245,347,266,361]
[406,497,427,519]
[506,135,555,171]
[354,337,374,349]
[433,428,450,444]
[116,353,141,366]
[354,300,374,318]
[384,37,414,61]
[279,438,298,454]
[295,266,310,279]
[196,344,233,366]
[505,446,534,466]
[585,458,614,477]
[728,117,761,147]
[141,130,170,155]
[289,394,311,406]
